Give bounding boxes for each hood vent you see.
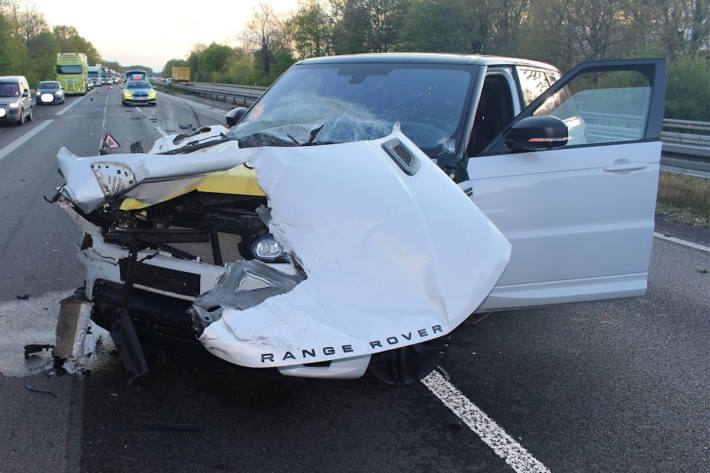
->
[381,138,420,176]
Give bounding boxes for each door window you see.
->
[532,70,652,146]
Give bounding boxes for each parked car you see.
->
[53,53,666,385]
[35,81,65,105]
[122,79,156,106]
[0,76,33,125]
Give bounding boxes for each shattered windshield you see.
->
[227,62,477,164]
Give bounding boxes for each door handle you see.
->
[604,162,647,172]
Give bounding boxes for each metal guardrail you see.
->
[167,81,266,106]
[156,79,710,171]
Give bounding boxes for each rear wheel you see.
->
[367,335,451,385]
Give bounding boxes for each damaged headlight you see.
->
[251,234,288,263]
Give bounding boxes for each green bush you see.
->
[665,55,710,121]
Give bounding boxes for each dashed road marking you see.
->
[55,95,86,116]
[0,119,54,162]
[654,232,710,253]
[421,370,551,473]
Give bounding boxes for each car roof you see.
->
[298,53,558,71]
[0,76,27,82]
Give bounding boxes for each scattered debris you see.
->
[697,268,709,274]
[178,123,193,130]
[142,423,203,432]
[24,344,53,360]
[26,384,58,398]
[16,294,29,300]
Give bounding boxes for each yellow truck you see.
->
[56,53,88,95]
[171,66,190,83]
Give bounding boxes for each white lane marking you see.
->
[98,90,110,150]
[55,95,85,116]
[155,126,168,137]
[654,232,710,253]
[0,290,73,377]
[0,119,54,162]
[421,370,551,473]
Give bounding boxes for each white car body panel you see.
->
[57,128,511,369]
[468,140,661,310]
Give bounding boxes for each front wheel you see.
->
[26,107,32,122]
[367,335,451,385]
[17,109,25,126]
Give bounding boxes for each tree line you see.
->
[165,0,710,120]
[0,2,101,85]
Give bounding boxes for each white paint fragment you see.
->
[421,370,551,473]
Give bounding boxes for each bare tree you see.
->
[242,2,285,77]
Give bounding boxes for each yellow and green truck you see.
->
[56,53,88,95]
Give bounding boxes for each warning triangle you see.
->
[104,133,120,149]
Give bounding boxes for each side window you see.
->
[532,70,651,146]
[467,74,514,156]
[517,67,551,106]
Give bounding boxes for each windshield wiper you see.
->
[159,134,231,155]
[301,124,325,146]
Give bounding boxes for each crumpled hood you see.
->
[57,128,511,368]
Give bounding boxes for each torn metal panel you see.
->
[191,260,305,335]
[57,140,251,213]
[54,296,93,358]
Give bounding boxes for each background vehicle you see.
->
[171,66,190,83]
[56,53,88,95]
[125,69,147,81]
[88,64,102,87]
[122,79,156,105]
[35,80,64,105]
[0,76,33,125]
[101,66,110,85]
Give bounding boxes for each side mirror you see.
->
[225,107,248,128]
[22,90,29,98]
[504,116,568,152]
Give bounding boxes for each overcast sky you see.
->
[26,0,300,71]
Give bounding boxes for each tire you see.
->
[17,108,24,126]
[122,101,127,106]
[27,107,32,122]
[367,335,451,385]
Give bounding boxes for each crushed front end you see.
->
[53,129,510,384]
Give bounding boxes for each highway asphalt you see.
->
[0,86,708,473]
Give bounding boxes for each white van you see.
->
[0,76,33,125]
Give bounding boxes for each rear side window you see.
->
[517,67,554,106]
